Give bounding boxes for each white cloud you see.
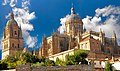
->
[22,0,30,10]
[26,36,38,47]
[58,15,69,33]
[96,5,120,17]
[2,0,17,7]
[82,16,102,31]
[3,0,38,48]
[82,5,120,45]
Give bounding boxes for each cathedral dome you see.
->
[67,14,81,21]
[65,5,83,24]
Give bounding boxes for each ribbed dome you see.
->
[66,5,82,23]
[67,14,81,21]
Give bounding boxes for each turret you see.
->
[99,28,105,45]
[83,26,86,33]
[23,47,29,53]
[112,31,117,46]
[42,34,47,45]
[99,28,105,52]
[57,37,61,53]
[10,12,14,19]
[51,32,60,54]
[33,49,37,56]
[41,34,48,57]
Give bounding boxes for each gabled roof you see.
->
[80,35,98,42]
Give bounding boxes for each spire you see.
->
[112,30,116,38]
[100,28,102,32]
[71,4,75,14]
[42,34,46,41]
[112,30,117,46]
[10,12,14,19]
[19,24,22,30]
[83,26,86,33]
[99,28,103,36]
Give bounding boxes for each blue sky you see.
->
[0,0,120,59]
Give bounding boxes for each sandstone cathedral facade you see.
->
[2,6,120,61]
[39,6,120,61]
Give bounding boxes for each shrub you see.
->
[55,58,66,66]
[0,61,8,70]
[45,59,55,66]
[31,62,45,67]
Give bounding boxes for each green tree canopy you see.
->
[104,61,113,71]
[1,51,39,69]
[66,49,88,65]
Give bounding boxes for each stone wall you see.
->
[16,65,95,71]
[1,69,16,71]
[16,65,30,71]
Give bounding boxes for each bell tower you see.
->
[2,13,23,59]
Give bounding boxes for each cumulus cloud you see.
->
[22,0,30,10]
[96,5,120,17]
[82,16,101,31]
[2,0,38,48]
[82,5,120,45]
[58,15,70,33]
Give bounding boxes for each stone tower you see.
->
[99,29,105,52]
[112,31,117,46]
[2,13,23,59]
[112,31,118,54]
[40,34,48,57]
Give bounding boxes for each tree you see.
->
[39,56,46,63]
[74,49,88,64]
[104,61,114,71]
[0,51,40,69]
[66,49,88,65]
[0,60,8,70]
[20,52,39,63]
[45,59,55,66]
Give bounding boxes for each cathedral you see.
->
[39,5,120,61]
[2,5,120,61]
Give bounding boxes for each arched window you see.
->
[18,44,19,48]
[14,31,17,35]
[12,43,14,47]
